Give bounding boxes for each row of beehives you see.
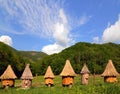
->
[0,59,119,89]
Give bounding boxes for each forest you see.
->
[0,42,120,77]
[40,42,120,75]
[0,42,47,77]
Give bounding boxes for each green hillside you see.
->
[40,42,120,75]
[0,42,25,77]
[1,42,120,77]
[0,42,47,77]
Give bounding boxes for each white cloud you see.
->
[53,9,70,47]
[42,43,64,55]
[0,0,62,36]
[0,35,12,46]
[93,15,120,44]
[59,9,68,24]
[42,9,71,54]
[54,24,70,45]
[102,15,120,43]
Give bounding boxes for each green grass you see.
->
[0,75,120,94]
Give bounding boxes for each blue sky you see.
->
[0,0,120,54]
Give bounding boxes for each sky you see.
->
[0,0,120,55]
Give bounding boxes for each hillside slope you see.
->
[0,42,48,77]
[0,42,25,77]
[1,42,120,76]
[40,42,120,75]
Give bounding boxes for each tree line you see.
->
[1,42,120,77]
[39,42,120,75]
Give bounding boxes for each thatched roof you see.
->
[80,63,90,74]
[60,60,76,76]
[21,64,33,79]
[0,65,17,79]
[101,60,119,77]
[44,66,55,78]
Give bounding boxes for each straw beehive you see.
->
[21,64,33,88]
[80,63,90,85]
[44,66,55,86]
[101,60,119,83]
[0,65,17,87]
[60,60,76,87]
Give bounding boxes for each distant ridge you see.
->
[19,51,48,63]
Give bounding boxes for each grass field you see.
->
[0,75,120,94]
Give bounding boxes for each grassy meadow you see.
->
[0,75,120,94]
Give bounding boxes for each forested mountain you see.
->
[40,42,120,75]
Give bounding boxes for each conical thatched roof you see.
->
[101,60,119,77]
[60,60,76,76]
[21,64,33,79]
[44,66,55,78]
[81,63,90,74]
[0,65,17,79]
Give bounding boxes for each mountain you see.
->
[19,51,47,63]
[40,42,120,75]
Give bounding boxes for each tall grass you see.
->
[0,75,120,94]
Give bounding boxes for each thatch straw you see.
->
[44,66,55,78]
[60,60,76,76]
[101,60,119,77]
[81,63,90,74]
[21,64,33,79]
[0,65,17,79]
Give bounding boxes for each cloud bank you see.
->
[93,15,120,44]
[0,35,12,46]
[102,15,120,43]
